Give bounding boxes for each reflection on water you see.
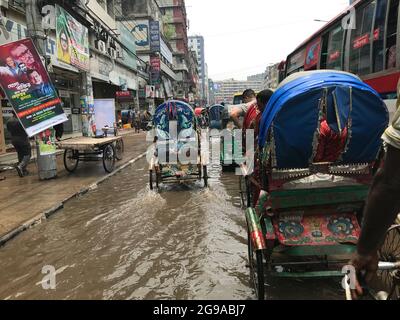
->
[0,156,345,300]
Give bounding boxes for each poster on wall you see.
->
[56,5,90,71]
[94,99,116,136]
[0,38,68,137]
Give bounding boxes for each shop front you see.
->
[50,69,83,135]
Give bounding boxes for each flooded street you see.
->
[0,156,344,300]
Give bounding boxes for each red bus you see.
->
[285,0,399,119]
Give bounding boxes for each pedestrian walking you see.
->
[54,122,64,141]
[6,111,31,177]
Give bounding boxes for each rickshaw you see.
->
[149,100,208,190]
[241,70,399,300]
[207,103,244,170]
[208,104,225,130]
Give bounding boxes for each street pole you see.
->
[25,0,58,180]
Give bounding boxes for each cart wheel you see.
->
[203,165,208,188]
[377,225,400,300]
[64,149,79,173]
[150,170,154,190]
[115,139,124,161]
[103,144,116,173]
[248,231,265,300]
[156,170,160,189]
[239,177,253,208]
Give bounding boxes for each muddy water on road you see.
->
[0,156,344,300]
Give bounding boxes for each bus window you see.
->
[327,25,345,70]
[349,1,376,76]
[373,0,388,73]
[386,0,399,69]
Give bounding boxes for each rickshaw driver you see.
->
[350,80,400,299]
[230,89,257,129]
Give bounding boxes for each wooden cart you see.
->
[57,136,124,173]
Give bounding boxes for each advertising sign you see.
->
[0,38,67,137]
[146,86,155,99]
[117,22,137,71]
[56,5,90,71]
[94,99,116,136]
[304,38,321,70]
[149,21,161,53]
[132,21,149,51]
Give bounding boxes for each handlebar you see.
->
[345,261,400,300]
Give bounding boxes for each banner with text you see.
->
[56,5,90,71]
[0,38,67,137]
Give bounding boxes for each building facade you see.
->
[188,35,207,104]
[158,0,196,101]
[214,74,265,105]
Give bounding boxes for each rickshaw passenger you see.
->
[350,79,400,299]
[246,90,274,207]
[314,120,348,163]
[230,89,257,129]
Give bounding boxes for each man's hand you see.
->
[348,252,379,300]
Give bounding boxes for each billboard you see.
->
[56,5,90,71]
[0,38,67,137]
[94,99,116,136]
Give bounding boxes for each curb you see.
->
[0,152,147,247]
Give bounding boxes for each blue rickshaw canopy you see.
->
[153,100,196,140]
[258,71,389,169]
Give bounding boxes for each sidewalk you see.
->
[0,130,150,246]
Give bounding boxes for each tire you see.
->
[203,165,208,188]
[64,149,79,173]
[115,139,124,161]
[239,177,252,208]
[150,170,154,190]
[103,144,116,173]
[248,231,265,300]
[378,225,400,300]
[239,176,247,208]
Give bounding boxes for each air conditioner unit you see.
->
[0,0,9,9]
[96,40,106,54]
[108,47,116,60]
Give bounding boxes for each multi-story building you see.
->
[158,0,194,101]
[188,35,207,104]
[0,0,142,148]
[214,74,265,105]
[119,0,176,108]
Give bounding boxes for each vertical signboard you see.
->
[0,38,67,137]
[150,55,161,85]
[149,21,161,53]
[56,5,90,71]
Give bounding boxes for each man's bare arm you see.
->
[358,145,400,255]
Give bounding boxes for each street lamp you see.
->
[314,19,329,23]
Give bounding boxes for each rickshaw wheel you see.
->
[149,170,154,190]
[248,232,265,300]
[64,149,79,173]
[103,144,116,173]
[239,177,253,208]
[377,225,400,300]
[203,165,208,188]
[115,139,124,161]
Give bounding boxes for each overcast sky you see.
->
[186,0,350,81]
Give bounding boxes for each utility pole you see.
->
[24,0,58,180]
